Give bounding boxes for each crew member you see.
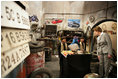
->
[93,26,112,78]
[79,37,85,51]
[58,37,68,77]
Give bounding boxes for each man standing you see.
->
[80,37,85,51]
[58,37,68,77]
[93,26,112,78]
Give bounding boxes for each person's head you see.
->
[93,26,102,36]
[73,36,78,39]
[80,37,84,42]
[61,37,66,43]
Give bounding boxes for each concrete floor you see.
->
[45,55,60,78]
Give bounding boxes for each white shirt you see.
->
[97,32,103,41]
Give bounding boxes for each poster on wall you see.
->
[68,19,80,28]
[45,18,63,25]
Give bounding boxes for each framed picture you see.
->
[68,19,80,28]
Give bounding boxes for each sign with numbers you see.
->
[1,1,30,29]
[1,43,30,77]
[1,28,31,53]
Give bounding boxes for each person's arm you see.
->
[66,43,69,50]
[104,33,112,58]
[97,38,100,60]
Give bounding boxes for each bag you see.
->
[68,43,79,52]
